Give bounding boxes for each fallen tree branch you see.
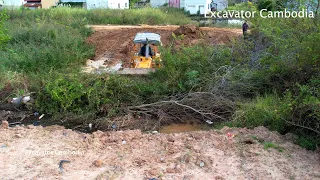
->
[286,120,320,134]
[127,92,235,123]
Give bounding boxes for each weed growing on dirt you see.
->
[251,135,264,143]
[263,142,284,152]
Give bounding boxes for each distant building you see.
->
[86,0,129,9]
[59,0,87,8]
[24,0,42,9]
[150,0,168,7]
[2,0,23,8]
[150,0,180,8]
[135,1,148,8]
[42,0,58,8]
[23,0,59,9]
[168,0,179,7]
[150,0,228,14]
[182,0,228,15]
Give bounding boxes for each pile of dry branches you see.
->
[127,92,235,124]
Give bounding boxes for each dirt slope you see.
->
[1,125,319,180]
[86,25,242,68]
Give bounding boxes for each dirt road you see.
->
[1,125,319,179]
[85,25,242,70]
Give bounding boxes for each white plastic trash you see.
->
[22,96,31,104]
[39,114,45,120]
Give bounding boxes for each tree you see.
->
[257,0,286,11]
[315,0,319,15]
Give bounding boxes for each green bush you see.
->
[247,17,320,94]
[0,11,10,49]
[257,0,285,11]
[152,45,232,93]
[232,94,292,134]
[227,2,256,11]
[35,73,142,116]
[296,135,319,151]
[285,83,320,134]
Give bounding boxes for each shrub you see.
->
[35,73,141,116]
[285,83,320,135]
[0,11,10,49]
[296,135,319,151]
[232,94,292,134]
[227,2,256,11]
[246,17,320,94]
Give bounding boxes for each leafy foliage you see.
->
[0,11,10,49]
[229,14,320,149]
[232,94,292,134]
[257,0,285,11]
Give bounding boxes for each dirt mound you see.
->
[173,24,205,38]
[1,124,320,179]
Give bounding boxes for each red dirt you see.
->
[86,25,242,67]
[1,125,319,179]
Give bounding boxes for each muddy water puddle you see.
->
[159,123,207,134]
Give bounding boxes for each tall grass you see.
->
[1,21,94,74]
[6,7,192,25]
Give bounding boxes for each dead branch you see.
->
[286,120,320,135]
[127,92,235,123]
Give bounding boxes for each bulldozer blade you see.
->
[116,68,156,75]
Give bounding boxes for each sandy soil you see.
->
[83,25,242,72]
[1,125,319,180]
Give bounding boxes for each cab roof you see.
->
[133,33,162,45]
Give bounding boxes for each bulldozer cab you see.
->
[131,33,162,69]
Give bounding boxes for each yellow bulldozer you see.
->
[117,32,162,75]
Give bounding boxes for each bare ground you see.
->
[1,125,319,180]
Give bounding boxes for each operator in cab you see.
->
[139,44,155,57]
